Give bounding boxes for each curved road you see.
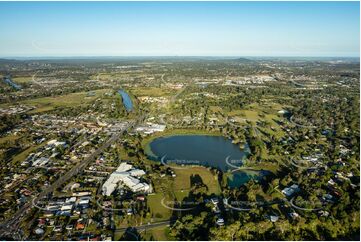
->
[31,71,44,87]
[289,115,317,129]
[289,197,323,212]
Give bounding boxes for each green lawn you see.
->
[147,166,220,221]
[147,193,172,221]
[12,76,32,83]
[129,87,174,97]
[13,89,111,114]
[113,231,124,241]
[142,225,170,241]
[173,166,221,195]
[11,143,44,164]
[227,101,287,124]
[0,135,19,145]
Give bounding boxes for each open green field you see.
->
[0,89,112,114]
[172,166,221,195]
[147,166,220,221]
[11,143,44,164]
[227,102,282,121]
[12,76,32,83]
[114,226,170,241]
[113,231,124,241]
[147,193,172,221]
[0,135,19,145]
[142,225,171,241]
[129,86,174,97]
[226,101,287,142]
[228,109,259,123]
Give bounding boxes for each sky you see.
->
[0,1,359,57]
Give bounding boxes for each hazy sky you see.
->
[0,1,359,57]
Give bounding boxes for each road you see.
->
[0,113,146,237]
[31,71,43,87]
[289,115,316,129]
[289,79,306,88]
[114,220,173,233]
[170,85,187,103]
[290,158,321,170]
[289,197,323,212]
[28,196,324,237]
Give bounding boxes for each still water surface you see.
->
[147,135,267,188]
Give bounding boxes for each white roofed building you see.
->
[122,176,140,188]
[102,162,151,196]
[116,163,133,172]
[129,169,146,177]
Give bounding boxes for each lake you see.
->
[118,89,133,112]
[146,134,267,188]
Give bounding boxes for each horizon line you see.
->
[1,55,360,59]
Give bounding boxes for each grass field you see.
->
[0,135,19,145]
[114,227,169,241]
[172,190,189,201]
[129,87,174,97]
[113,231,124,241]
[172,166,221,195]
[11,143,44,164]
[142,225,170,241]
[12,76,32,83]
[147,165,220,221]
[147,193,172,221]
[227,102,286,122]
[226,101,287,142]
[227,109,259,122]
[1,89,112,114]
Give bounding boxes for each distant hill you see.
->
[233,57,255,63]
[0,58,24,64]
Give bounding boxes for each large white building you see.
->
[102,162,151,196]
[129,169,146,177]
[135,123,166,135]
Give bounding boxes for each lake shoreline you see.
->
[142,129,275,187]
[142,128,223,159]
